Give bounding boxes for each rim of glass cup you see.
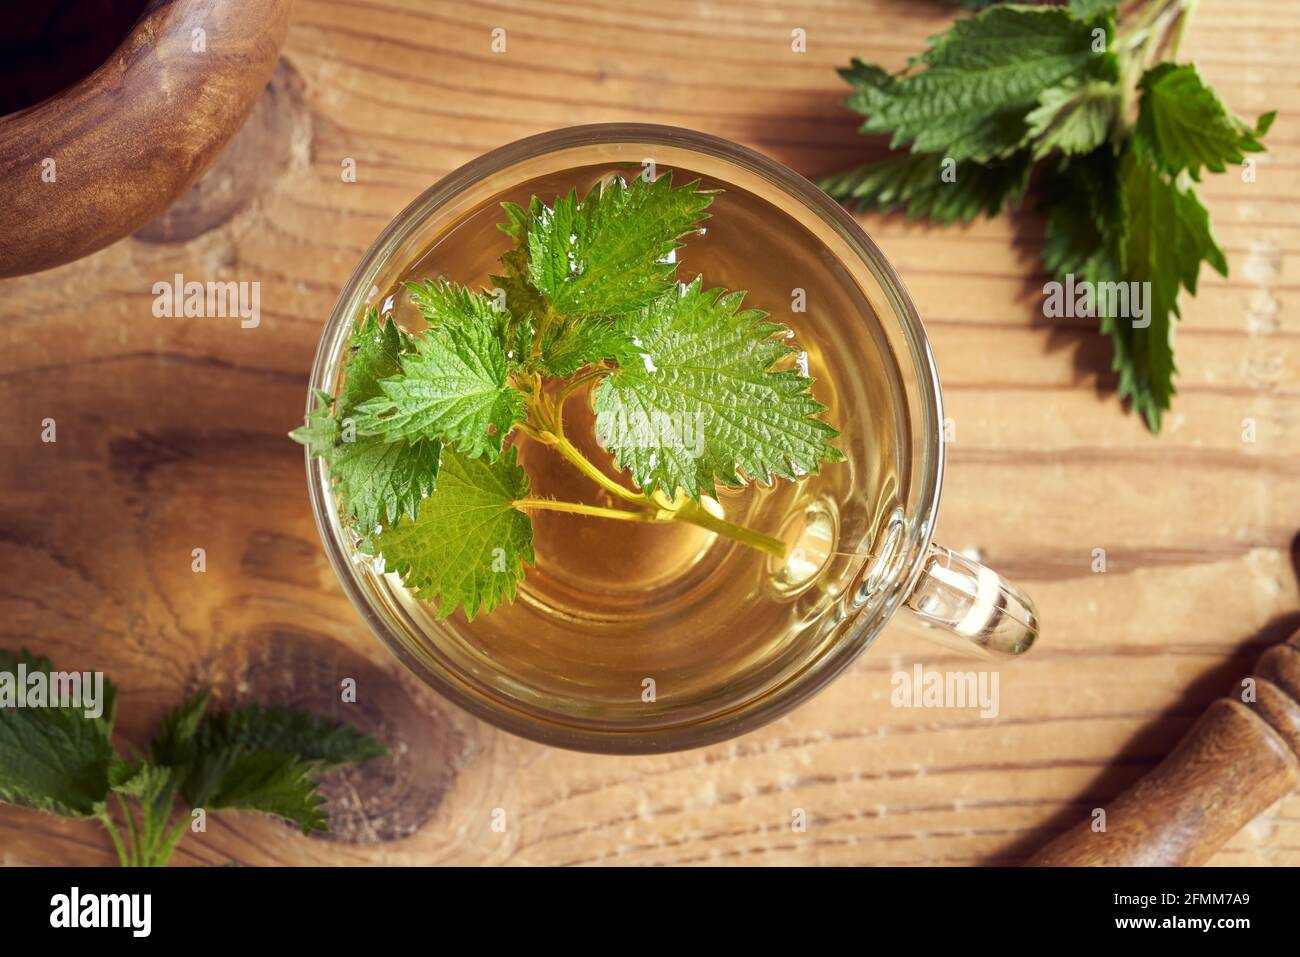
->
[305,123,945,753]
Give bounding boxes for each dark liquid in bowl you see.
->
[0,0,149,116]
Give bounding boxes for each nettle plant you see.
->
[0,649,384,867]
[821,0,1275,432]
[294,173,843,620]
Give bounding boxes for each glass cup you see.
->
[304,124,1038,754]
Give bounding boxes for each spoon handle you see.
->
[1028,630,1300,866]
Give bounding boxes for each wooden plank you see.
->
[0,0,1297,867]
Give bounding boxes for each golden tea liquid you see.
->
[345,156,911,730]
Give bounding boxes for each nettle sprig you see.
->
[294,173,843,620]
[821,0,1275,431]
[0,649,384,867]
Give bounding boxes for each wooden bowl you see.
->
[0,0,295,279]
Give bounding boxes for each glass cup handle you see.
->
[902,543,1039,658]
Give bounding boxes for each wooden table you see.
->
[2,0,1296,866]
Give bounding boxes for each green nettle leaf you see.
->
[1068,0,1117,17]
[1025,80,1119,158]
[189,703,387,768]
[1041,143,1224,432]
[291,308,439,531]
[109,759,180,834]
[149,689,213,766]
[1104,144,1226,432]
[1038,146,1126,279]
[109,759,175,799]
[524,173,713,316]
[533,314,632,377]
[594,278,842,500]
[170,700,385,832]
[364,446,534,621]
[819,150,1032,224]
[293,391,439,532]
[847,6,1114,163]
[338,310,412,415]
[490,202,635,375]
[203,751,329,835]
[355,283,526,460]
[290,390,340,458]
[828,1,1272,433]
[491,200,552,329]
[0,648,116,817]
[328,433,442,532]
[838,59,896,118]
[1135,63,1275,180]
[407,277,520,356]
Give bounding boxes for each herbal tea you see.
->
[300,158,910,727]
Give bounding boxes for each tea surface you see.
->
[353,160,909,726]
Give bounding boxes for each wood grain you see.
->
[1,0,1298,866]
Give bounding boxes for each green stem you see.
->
[555,367,607,403]
[674,499,787,558]
[551,367,609,434]
[142,808,159,866]
[548,433,649,507]
[515,498,669,523]
[521,379,789,559]
[117,793,141,866]
[96,806,130,867]
[140,790,181,867]
[522,425,788,559]
[1118,0,1193,66]
[151,817,192,868]
[1116,0,1191,125]
[1167,0,1196,60]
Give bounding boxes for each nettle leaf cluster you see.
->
[294,173,843,621]
[820,0,1275,431]
[0,648,384,866]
